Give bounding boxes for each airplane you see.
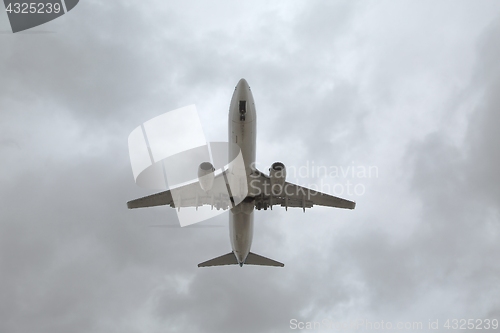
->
[127,78,356,267]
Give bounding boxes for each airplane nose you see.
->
[230,78,254,122]
[237,78,249,90]
[235,79,251,101]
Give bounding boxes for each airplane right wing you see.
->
[249,170,356,211]
[127,170,234,211]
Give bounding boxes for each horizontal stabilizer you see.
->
[198,252,238,267]
[244,252,284,267]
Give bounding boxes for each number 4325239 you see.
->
[444,319,498,330]
[5,2,62,14]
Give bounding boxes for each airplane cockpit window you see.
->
[239,100,246,121]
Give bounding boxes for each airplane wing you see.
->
[127,169,356,211]
[127,170,233,210]
[249,170,356,211]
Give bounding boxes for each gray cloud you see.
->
[1,1,500,332]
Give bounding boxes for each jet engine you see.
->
[198,162,215,192]
[269,162,286,195]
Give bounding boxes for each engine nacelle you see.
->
[269,162,286,195]
[198,162,215,192]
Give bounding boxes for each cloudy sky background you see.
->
[1,0,500,332]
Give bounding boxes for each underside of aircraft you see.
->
[127,79,356,267]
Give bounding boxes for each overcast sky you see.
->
[1,1,500,332]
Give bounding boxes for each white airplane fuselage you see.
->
[228,79,256,265]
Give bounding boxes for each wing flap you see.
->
[283,182,356,209]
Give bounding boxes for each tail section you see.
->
[245,252,284,267]
[198,251,284,267]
